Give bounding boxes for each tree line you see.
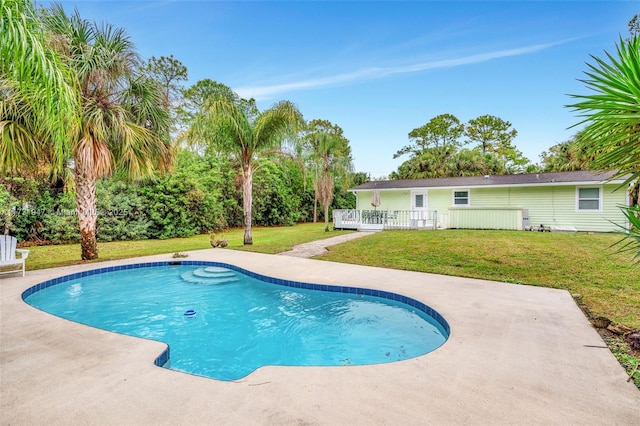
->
[390,113,531,179]
[0,150,357,244]
[389,112,632,181]
[1,1,357,259]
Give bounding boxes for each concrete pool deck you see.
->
[1,249,639,425]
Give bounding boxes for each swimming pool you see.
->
[23,261,449,381]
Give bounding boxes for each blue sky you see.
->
[52,1,637,178]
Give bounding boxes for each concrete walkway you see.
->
[277,230,376,258]
[1,249,639,425]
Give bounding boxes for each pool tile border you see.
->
[22,260,450,369]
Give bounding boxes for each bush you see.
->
[39,192,79,243]
[252,161,300,226]
[2,148,359,245]
[96,180,151,241]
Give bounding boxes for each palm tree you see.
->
[569,35,640,259]
[307,132,353,232]
[391,146,454,179]
[41,5,171,260]
[300,119,351,222]
[1,0,78,175]
[445,149,507,177]
[540,130,597,172]
[189,93,303,245]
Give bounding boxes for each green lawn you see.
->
[318,230,640,329]
[22,223,353,271]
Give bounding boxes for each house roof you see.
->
[350,170,627,191]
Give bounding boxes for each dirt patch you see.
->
[595,327,640,359]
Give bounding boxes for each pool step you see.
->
[192,269,236,278]
[181,267,240,285]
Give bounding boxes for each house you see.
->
[338,170,633,232]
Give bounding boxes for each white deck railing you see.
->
[333,209,437,231]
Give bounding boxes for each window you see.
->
[453,190,469,206]
[577,187,601,211]
[412,191,427,209]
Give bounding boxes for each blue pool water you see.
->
[23,262,449,381]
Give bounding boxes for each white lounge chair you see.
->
[0,235,29,277]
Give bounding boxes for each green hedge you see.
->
[2,151,355,244]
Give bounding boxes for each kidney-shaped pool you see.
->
[23,261,449,381]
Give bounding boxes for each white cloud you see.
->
[234,40,571,100]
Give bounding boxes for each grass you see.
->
[22,223,353,271]
[229,224,354,254]
[605,336,640,388]
[318,230,640,329]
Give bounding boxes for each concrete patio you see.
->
[1,249,639,425]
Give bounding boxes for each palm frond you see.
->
[1,0,79,172]
[189,97,252,155]
[610,206,640,263]
[568,36,640,182]
[122,75,170,137]
[0,119,39,170]
[115,121,170,178]
[253,100,304,151]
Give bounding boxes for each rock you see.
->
[210,239,228,248]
